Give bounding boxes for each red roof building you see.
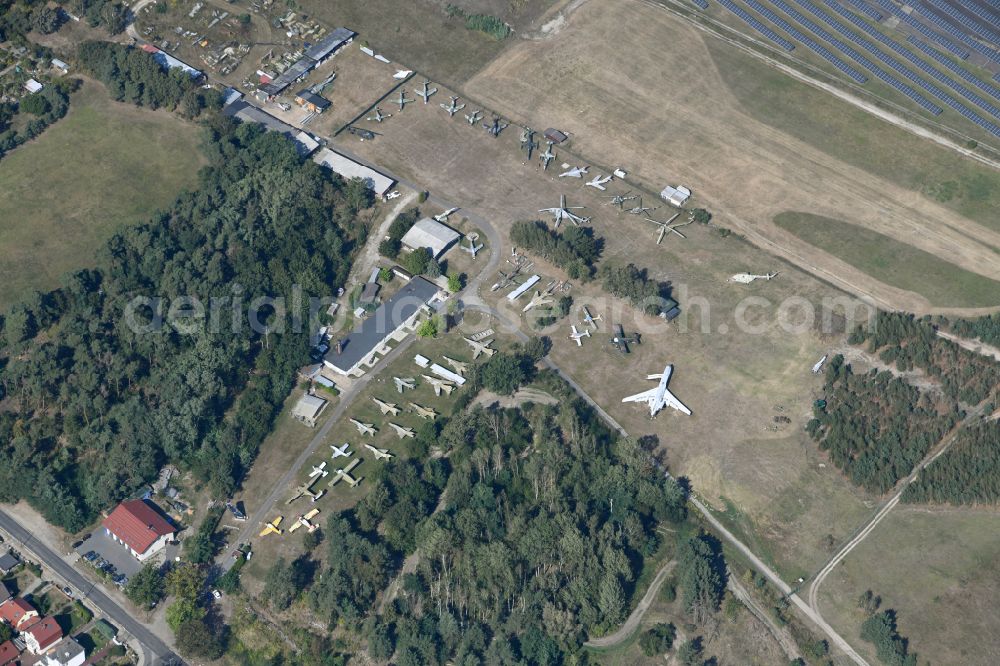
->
[0,640,17,666]
[0,597,38,630]
[101,500,175,560]
[22,616,62,654]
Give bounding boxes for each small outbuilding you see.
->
[544,128,567,144]
[659,185,691,207]
[294,89,331,113]
[291,393,328,427]
[23,79,43,94]
[0,551,20,575]
[51,59,69,74]
[400,218,461,260]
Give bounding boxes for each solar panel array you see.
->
[922,0,1000,45]
[873,0,970,60]
[897,0,1000,64]
[716,0,797,50]
[950,0,1000,31]
[789,0,944,114]
[841,0,882,21]
[743,0,868,81]
[822,0,1000,117]
[908,35,1000,101]
[690,0,710,10]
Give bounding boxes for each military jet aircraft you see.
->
[622,363,691,417]
[330,442,351,459]
[520,127,539,159]
[365,444,394,461]
[433,207,459,223]
[367,106,391,122]
[329,458,362,487]
[585,174,613,191]
[258,516,283,537]
[394,376,416,393]
[415,80,438,103]
[539,194,590,227]
[539,142,556,170]
[350,418,377,437]
[372,397,400,416]
[483,115,509,137]
[389,422,415,439]
[422,375,456,396]
[462,236,483,258]
[409,402,438,420]
[441,356,469,376]
[569,324,591,346]
[523,290,554,313]
[393,90,412,110]
[440,96,466,117]
[465,109,483,126]
[559,166,589,178]
[464,336,496,359]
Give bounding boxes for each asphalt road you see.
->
[0,510,183,666]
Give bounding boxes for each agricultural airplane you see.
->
[415,80,438,103]
[372,397,400,416]
[585,174,613,190]
[309,462,328,478]
[422,375,456,396]
[393,90,412,110]
[288,508,320,533]
[462,236,484,258]
[389,423,415,439]
[569,325,591,346]
[330,442,351,459]
[442,356,468,376]
[367,107,391,123]
[559,166,589,178]
[610,323,639,354]
[483,115,509,137]
[464,337,496,359]
[540,142,556,169]
[350,418,377,437]
[286,477,324,504]
[540,194,590,227]
[365,444,394,461]
[622,363,691,417]
[409,403,438,420]
[440,96,466,117]
[581,306,602,328]
[394,376,416,393]
[523,290,554,313]
[434,207,459,223]
[465,109,483,126]
[258,517,283,537]
[329,458,362,487]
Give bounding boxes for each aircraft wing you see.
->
[663,389,692,415]
[622,388,659,403]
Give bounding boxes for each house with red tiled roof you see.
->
[22,616,62,654]
[0,597,38,630]
[101,499,176,561]
[0,640,18,666]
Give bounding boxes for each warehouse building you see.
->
[261,27,356,97]
[312,148,395,198]
[400,218,461,259]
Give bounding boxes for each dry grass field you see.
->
[817,506,1000,666]
[462,0,1000,315]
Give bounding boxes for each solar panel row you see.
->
[717,0,798,50]
[742,0,869,82]
[922,0,1000,45]
[949,0,1000,32]
[841,0,883,22]
[690,0,710,9]
[899,0,1000,64]
[822,0,1000,117]
[873,0,969,60]
[908,35,1000,102]
[789,0,944,113]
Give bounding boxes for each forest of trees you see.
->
[600,263,676,316]
[77,41,219,117]
[509,220,603,279]
[0,114,364,531]
[850,312,1000,406]
[945,312,1000,348]
[807,355,957,494]
[903,420,1000,505]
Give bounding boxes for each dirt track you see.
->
[464,0,1000,315]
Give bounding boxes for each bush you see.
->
[639,623,676,656]
[402,247,431,275]
[19,94,51,116]
[378,238,401,259]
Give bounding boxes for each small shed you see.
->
[292,393,328,427]
[294,89,331,113]
[400,218,461,259]
[51,58,69,74]
[359,282,381,305]
[660,185,691,207]
[544,128,567,143]
[24,79,43,94]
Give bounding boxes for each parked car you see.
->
[211,589,221,600]
[62,586,74,598]
[83,551,98,562]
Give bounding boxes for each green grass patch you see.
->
[705,40,1000,233]
[0,79,204,309]
[775,212,1000,307]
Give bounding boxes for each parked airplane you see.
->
[258,516,283,537]
[465,109,483,126]
[520,127,539,159]
[812,355,828,374]
[540,142,556,169]
[622,363,691,417]
[393,90,412,110]
[309,462,328,478]
[728,272,778,284]
[394,376,416,393]
[483,115,509,137]
[440,96,465,117]
[585,174,613,190]
[569,325,591,346]
[415,80,438,103]
[288,508,320,533]
[582,306,602,328]
[539,194,590,227]
[610,323,639,354]
[433,207,459,223]
[367,107,391,122]
[464,336,496,359]
[350,418,377,436]
[409,402,438,420]
[422,375,456,396]
[286,477,324,504]
[389,422,415,439]
[372,397,400,416]
[365,444,394,461]
[329,458,362,487]
[442,356,469,376]
[462,236,484,258]
[330,442,352,459]
[523,290,554,313]
[559,166,589,178]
